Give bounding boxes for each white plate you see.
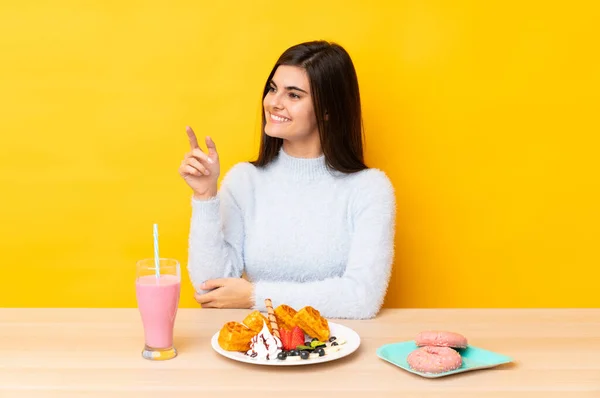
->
[211,322,360,366]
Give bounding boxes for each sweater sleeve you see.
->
[252,169,396,319]
[186,164,250,294]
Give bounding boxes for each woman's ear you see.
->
[324,111,329,121]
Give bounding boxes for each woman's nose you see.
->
[268,92,283,109]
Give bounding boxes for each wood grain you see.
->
[0,308,598,397]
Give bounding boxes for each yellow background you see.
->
[1,1,598,308]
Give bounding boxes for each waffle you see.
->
[274,304,297,331]
[242,310,272,334]
[293,306,330,341]
[217,321,256,352]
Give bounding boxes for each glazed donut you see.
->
[407,346,462,373]
[415,331,468,349]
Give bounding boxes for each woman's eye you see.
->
[289,93,300,99]
[268,86,276,92]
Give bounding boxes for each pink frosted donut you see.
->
[415,331,468,348]
[407,346,462,373]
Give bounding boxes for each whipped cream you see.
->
[246,321,282,360]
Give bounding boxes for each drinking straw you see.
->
[153,223,160,279]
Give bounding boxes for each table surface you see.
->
[0,308,598,397]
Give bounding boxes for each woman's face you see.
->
[263,65,319,145]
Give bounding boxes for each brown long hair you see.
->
[251,41,367,173]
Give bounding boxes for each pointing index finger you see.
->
[186,126,200,149]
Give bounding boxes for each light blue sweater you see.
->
[187,148,396,319]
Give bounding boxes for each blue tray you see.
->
[376,341,513,378]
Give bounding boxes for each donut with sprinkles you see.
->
[407,346,462,373]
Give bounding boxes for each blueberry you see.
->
[316,347,325,356]
[329,336,337,342]
[331,341,338,346]
[277,352,287,360]
[305,341,312,346]
[289,349,299,356]
[300,351,309,360]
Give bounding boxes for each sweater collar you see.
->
[273,147,331,180]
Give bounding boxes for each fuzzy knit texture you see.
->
[187,147,396,319]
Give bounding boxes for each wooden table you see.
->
[0,308,598,397]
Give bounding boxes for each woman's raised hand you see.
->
[179,126,220,200]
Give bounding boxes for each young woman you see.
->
[179,40,396,319]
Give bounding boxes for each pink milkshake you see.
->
[136,258,181,360]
